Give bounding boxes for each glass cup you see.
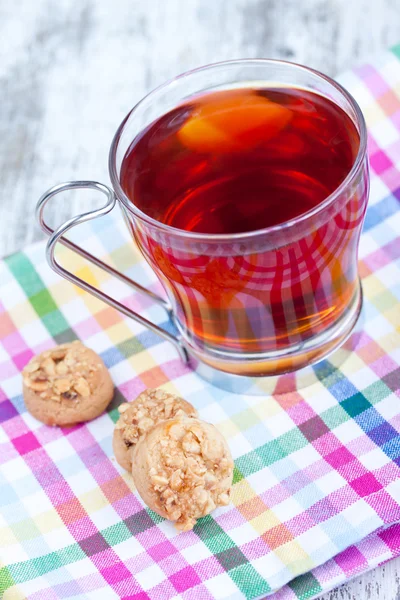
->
[37,59,369,394]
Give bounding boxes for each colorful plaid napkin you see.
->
[1,46,400,600]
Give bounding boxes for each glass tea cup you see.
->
[37,59,369,394]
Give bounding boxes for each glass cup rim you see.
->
[109,57,368,241]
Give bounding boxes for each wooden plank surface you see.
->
[1,1,400,598]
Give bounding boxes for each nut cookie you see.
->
[113,388,197,471]
[132,417,234,531]
[22,341,114,426]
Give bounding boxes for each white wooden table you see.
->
[1,1,400,598]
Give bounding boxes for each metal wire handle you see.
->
[36,181,188,362]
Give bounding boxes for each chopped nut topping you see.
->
[56,362,68,375]
[74,377,90,397]
[51,348,68,361]
[42,357,56,376]
[24,361,40,374]
[218,493,230,506]
[151,474,169,487]
[169,422,186,440]
[53,378,71,394]
[139,418,233,531]
[26,378,49,392]
[182,432,201,455]
[170,469,183,491]
[22,342,99,403]
[114,389,197,450]
[137,416,154,432]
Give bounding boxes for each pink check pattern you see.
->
[0,46,400,600]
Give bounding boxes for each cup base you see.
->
[186,282,364,395]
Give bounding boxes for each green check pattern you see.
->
[1,46,400,600]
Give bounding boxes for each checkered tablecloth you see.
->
[1,46,400,600]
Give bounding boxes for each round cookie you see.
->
[132,417,234,531]
[113,388,198,471]
[22,341,114,426]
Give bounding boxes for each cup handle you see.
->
[36,181,189,363]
